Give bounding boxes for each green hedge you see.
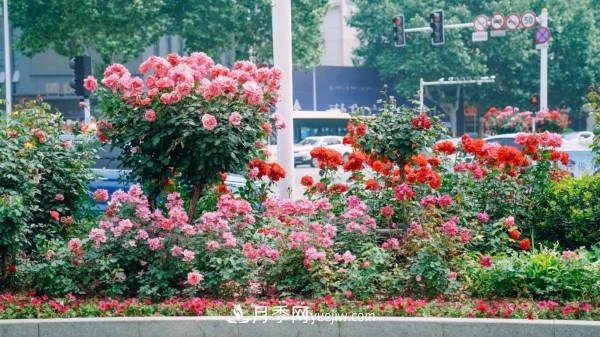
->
[534,175,600,249]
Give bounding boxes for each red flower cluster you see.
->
[300,175,314,187]
[248,159,286,182]
[310,147,343,170]
[343,152,368,172]
[411,113,431,129]
[365,178,380,191]
[461,135,486,157]
[495,146,528,168]
[432,140,456,155]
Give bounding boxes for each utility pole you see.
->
[2,0,11,116]
[272,0,295,200]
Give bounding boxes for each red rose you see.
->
[520,238,531,250]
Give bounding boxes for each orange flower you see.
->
[310,147,343,170]
[432,140,456,155]
[365,179,380,191]
[343,152,368,172]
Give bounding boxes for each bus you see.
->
[291,109,353,143]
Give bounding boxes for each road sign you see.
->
[506,13,520,31]
[521,11,537,29]
[490,13,505,30]
[473,15,488,32]
[534,26,551,44]
[490,30,506,37]
[472,31,488,42]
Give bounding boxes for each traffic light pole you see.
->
[405,10,549,134]
[405,22,473,33]
[535,8,549,133]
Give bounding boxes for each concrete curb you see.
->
[0,316,598,337]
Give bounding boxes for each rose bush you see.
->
[93,53,284,218]
[0,100,98,286]
[483,106,569,135]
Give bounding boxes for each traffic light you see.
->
[530,94,540,111]
[392,15,405,47]
[430,10,444,45]
[69,56,92,97]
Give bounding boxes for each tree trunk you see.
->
[187,180,204,220]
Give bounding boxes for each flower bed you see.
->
[3,53,599,322]
[0,294,597,320]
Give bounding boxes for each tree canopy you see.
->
[9,0,329,68]
[349,0,600,126]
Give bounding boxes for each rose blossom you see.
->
[480,255,493,268]
[201,114,218,131]
[55,193,65,201]
[187,271,203,286]
[181,249,195,262]
[228,112,242,126]
[83,75,98,91]
[67,238,82,255]
[144,109,156,122]
[92,189,109,202]
[477,212,490,223]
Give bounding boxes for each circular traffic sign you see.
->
[521,11,537,29]
[473,15,489,32]
[506,13,521,31]
[534,27,551,44]
[490,13,505,30]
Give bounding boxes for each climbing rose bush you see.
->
[92,53,284,217]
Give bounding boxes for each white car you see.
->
[293,136,351,167]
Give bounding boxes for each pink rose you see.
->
[182,249,195,262]
[55,193,65,201]
[68,238,82,254]
[201,114,217,131]
[480,255,492,268]
[92,189,109,202]
[144,109,156,122]
[187,271,203,286]
[228,112,242,126]
[83,75,98,92]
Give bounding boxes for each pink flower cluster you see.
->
[454,162,485,180]
[341,196,376,234]
[420,194,453,208]
[515,131,562,148]
[394,183,415,201]
[98,54,280,109]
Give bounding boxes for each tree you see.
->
[349,0,600,129]
[163,0,329,68]
[11,0,329,68]
[10,0,169,64]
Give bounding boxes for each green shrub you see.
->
[465,247,600,301]
[0,100,98,285]
[534,175,600,249]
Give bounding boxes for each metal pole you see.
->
[3,0,11,116]
[84,98,90,123]
[419,78,424,112]
[536,8,549,133]
[272,0,295,200]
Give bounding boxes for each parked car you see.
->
[293,136,351,167]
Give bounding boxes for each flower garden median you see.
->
[0,53,598,335]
